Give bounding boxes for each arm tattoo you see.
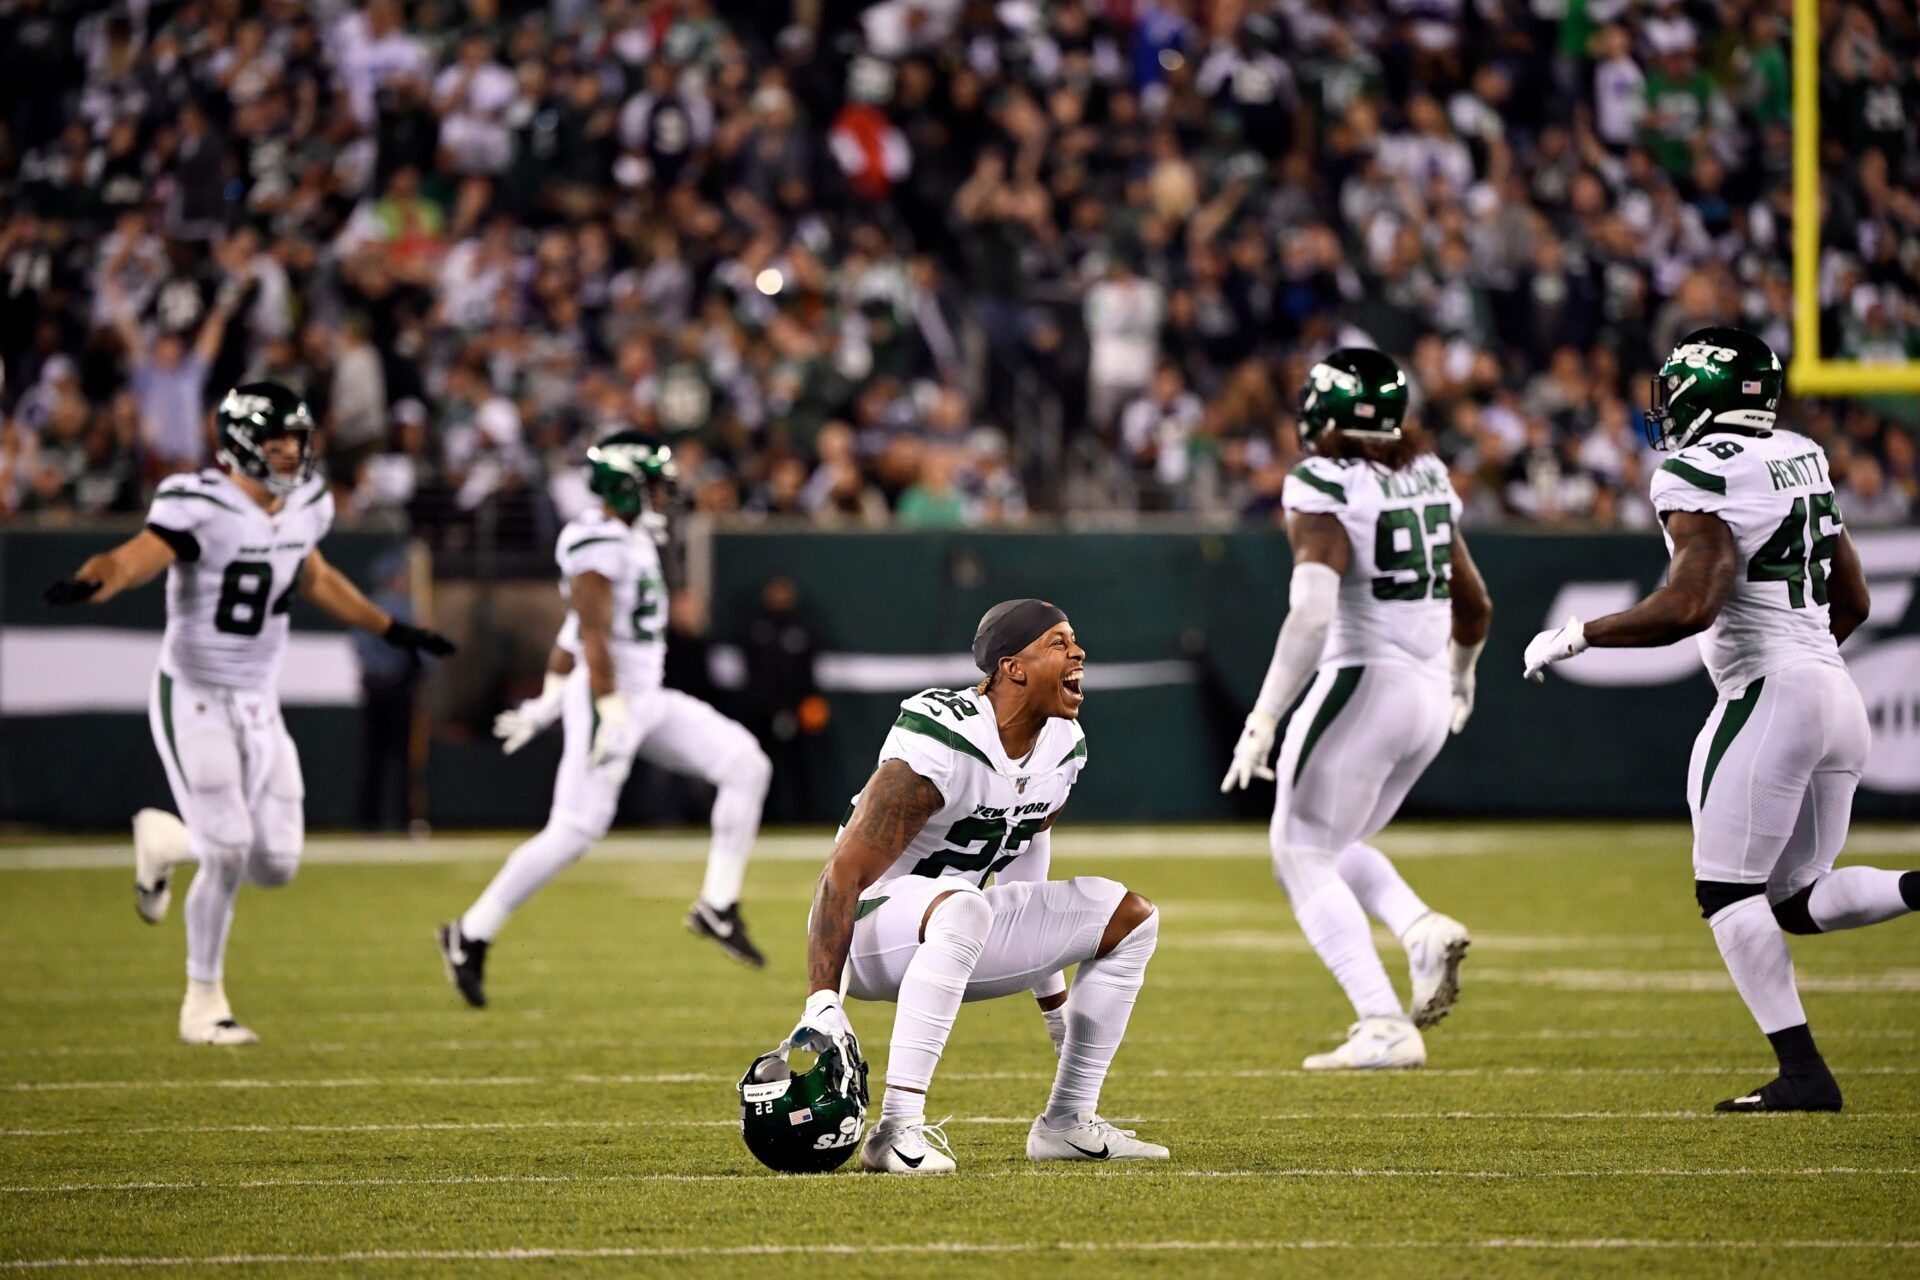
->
[805,761,943,995]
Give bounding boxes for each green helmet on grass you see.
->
[738,1030,869,1173]
[215,381,316,494]
[586,431,677,516]
[1645,327,1782,451]
[1297,347,1409,452]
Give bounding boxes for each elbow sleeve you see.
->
[1254,562,1340,719]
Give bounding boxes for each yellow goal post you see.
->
[1790,0,1920,395]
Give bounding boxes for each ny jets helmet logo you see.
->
[1308,362,1363,396]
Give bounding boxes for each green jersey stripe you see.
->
[1293,666,1364,785]
[1660,459,1727,494]
[893,710,994,768]
[563,535,628,556]
[1056,738,1087,768]
[153,490,240,513]
[1289,465,1346,503]
[854,896,889,922]
[1700,677,1766,807]
[157,673,184,780]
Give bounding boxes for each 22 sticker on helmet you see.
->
[738,1029,870,1173]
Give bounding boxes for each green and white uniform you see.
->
[144,469,331,873]
[1274,454,1461,855]
[546,511,763,839]
[1650,428,1870,894]
[841,686,1124,1003]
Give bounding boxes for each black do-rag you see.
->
[972,598,1068,674]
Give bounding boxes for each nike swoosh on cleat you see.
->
[1066,1141,1111,1160]
[696,904,737,938]
[893,1148,924,1169]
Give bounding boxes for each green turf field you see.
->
[1,821,1916,1277]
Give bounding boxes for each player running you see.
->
[1221,348,1493,1070]
[43,382,456,1044]
[437,432,772,1005]
[1524,327,1910,1113]
[775,600,1167,1174]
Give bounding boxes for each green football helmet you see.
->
[586,431,678,516]
[1297,347,1409,452]
[215,381,316,494]
[1645,326,1782,451]
[738,1030,869,1174]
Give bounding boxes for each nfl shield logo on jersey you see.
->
[1015,776,1030,794]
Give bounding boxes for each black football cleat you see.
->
[686,900,766,968]
[1715,1068,1843,1113]
[436,922,490,1008]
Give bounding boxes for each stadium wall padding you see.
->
[2,526,1916,828]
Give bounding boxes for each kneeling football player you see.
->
[786,600,1168,1173]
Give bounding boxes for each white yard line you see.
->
[6,1110,1911,1139]
[8,1065,1920,1093]
[3,1239,1918,1269]
[6,1168,1915,1196]
[3,824,1912,872]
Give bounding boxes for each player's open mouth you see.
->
[1062,670,1084,704]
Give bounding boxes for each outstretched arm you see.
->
[45,529,178,606]
[1524,511,1737,680]
[301,548,456,654]
[806,760,944,998]
[1586,511,1738,647]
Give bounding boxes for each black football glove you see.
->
[43,579,102,607]
[383,620,457,658]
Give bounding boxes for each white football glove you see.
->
[493,672,567,755]
[1041,1005,1067,1057]
[588,691,637,771]
[788,990,860,1083]
[1219,708,1279,792]
[1523,615,1588,683]
[1447,638,1484,734]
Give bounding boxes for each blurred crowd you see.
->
[1,0,1915,541]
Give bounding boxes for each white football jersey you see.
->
[1649,427,1846,696]
[146,469,334,690]
[554,509,668,694]
[1282,452,1462,673]
[854,686,1088,890]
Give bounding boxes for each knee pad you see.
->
[1694,879,1766,921]
[1770,884,1822,935]
[925,888,993,948]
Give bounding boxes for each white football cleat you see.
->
[132,808,188,924]
[1402,911,1471,1029]
[858,1116,956,1175]
[1303,1015,1425,1070]
[1027,1111,1169,1162]
[179,981,259,1046]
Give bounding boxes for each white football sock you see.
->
[699,752,769,910]
[1044,909,1157,1127]
[184,853,245,984]
[1294,880,1404,1020]
[1709,895,1806,1034]
[1336,842,1431,939]
[881,891,991,1119]
[461,821,593,942]
[1808,868,1914,932]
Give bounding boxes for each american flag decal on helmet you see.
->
[1742,380,1762,393]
